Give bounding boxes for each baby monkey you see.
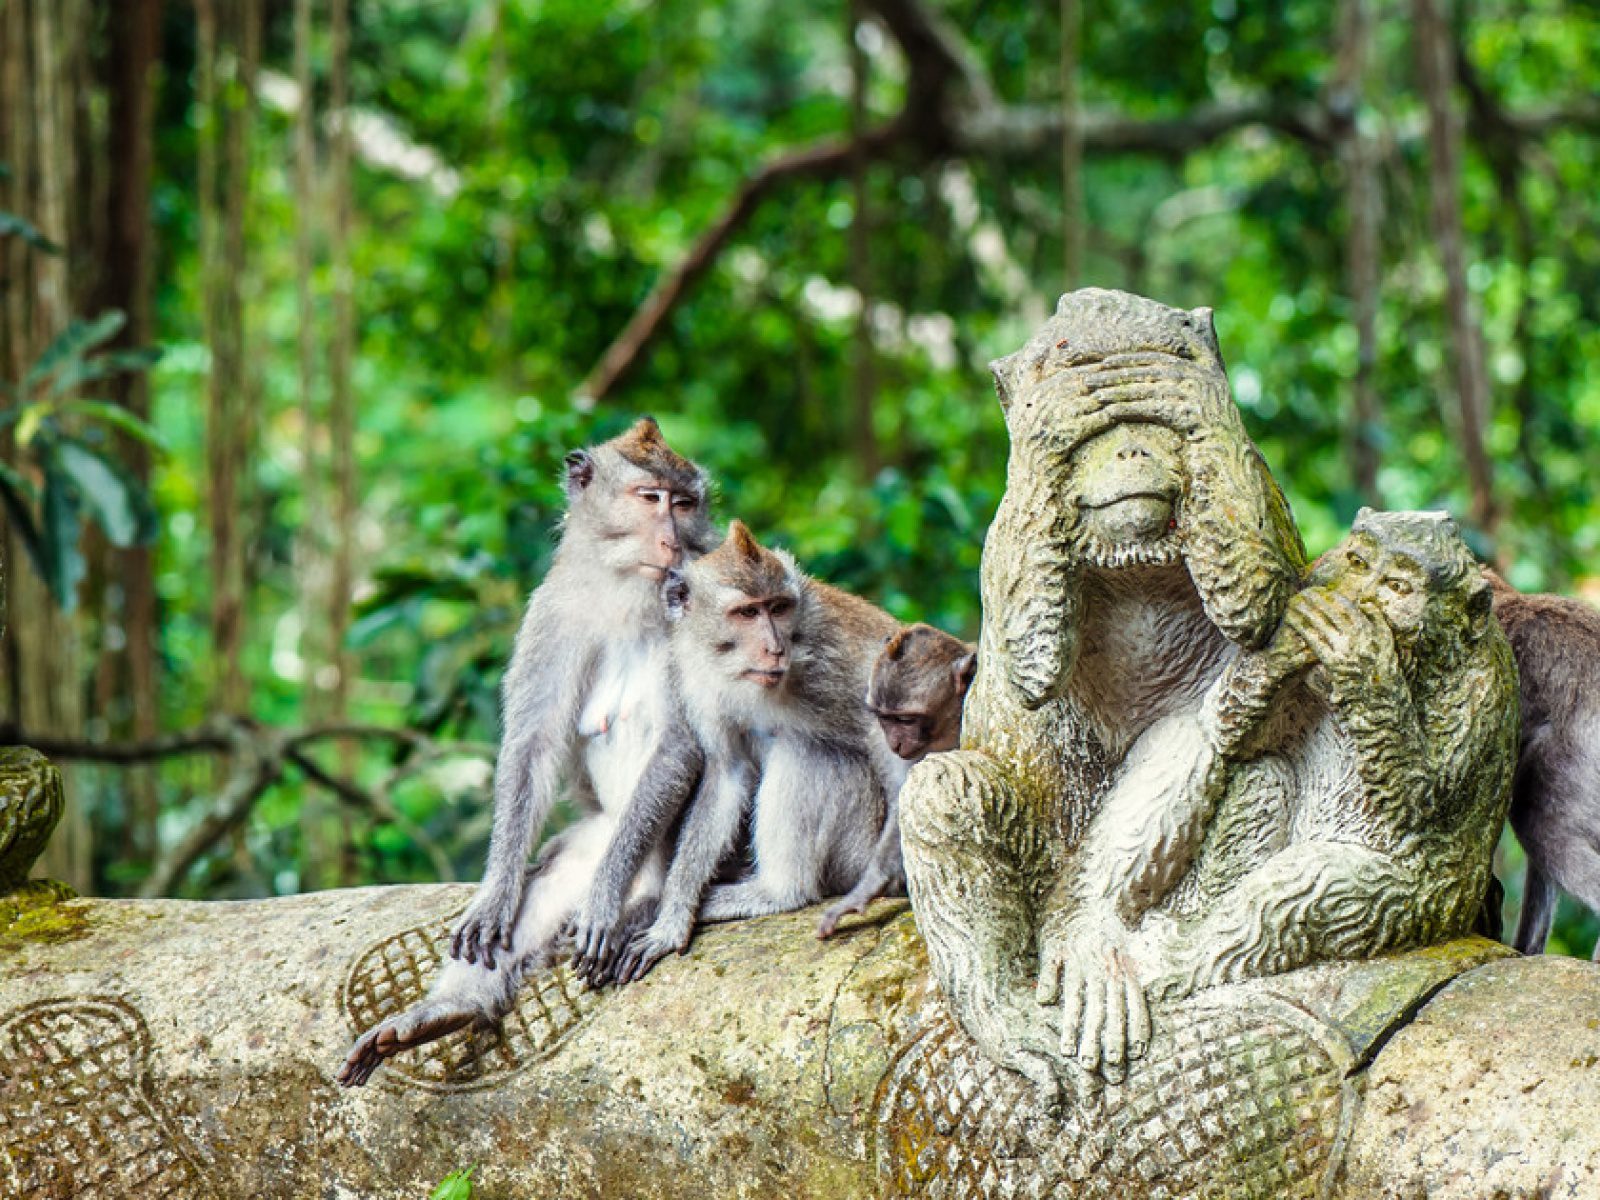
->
[1485,571,1600,956]
[816,623,976,938]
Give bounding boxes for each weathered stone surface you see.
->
[1340,955,1600,1199]
[3,880,1594,1200]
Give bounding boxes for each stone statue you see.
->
[899,288,1518,1100]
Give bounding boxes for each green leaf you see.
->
[54,436,155,548]
[13,403,49,447]
[24,311,127,391]
[49,346,164,397]
[0,210,60,254]
[38,457,84,612]
[428,1167,476,1200]
[57,400,169,451]
[0,467,46,580]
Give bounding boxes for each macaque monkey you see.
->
[339,417,714,1087]
[1485,570,1600,956]
[579,521,900,986]
[816,624,976,938]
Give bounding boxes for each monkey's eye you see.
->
[671,495,698,511]
[733,605,760,620]
[1383,576,1414,596]
[769,597,795,617]
[636,489,664,506]
[1345,551,1370,573]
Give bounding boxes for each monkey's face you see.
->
[1314,532,1431,648]
[1069,422,1185,567]
[719,588,799,690]
[867,626,976,759]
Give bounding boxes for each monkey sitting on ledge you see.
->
[816,624,975,939]
[568,521,903,986]
[339,418,714,1088]
[1485,570,1600,957]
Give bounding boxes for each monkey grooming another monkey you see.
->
[816,623,976,939]
[1485,570,1600,956]
[594,521,901,985]
[339,418,714,1087]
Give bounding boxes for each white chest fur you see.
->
[579,638,669,812]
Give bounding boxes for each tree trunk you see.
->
[847,0,880,478]
[1413,0,1497,536]
[328,0,359,881]
[98,0,165,859]
[1059,0,1084,289]
[1333,0,1382,505]
[0,0,91,893]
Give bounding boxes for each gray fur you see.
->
[1490,576,1600,956]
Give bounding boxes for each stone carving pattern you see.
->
[341,914,602,1092]
[0,996,205,1200]
[877,996,1351,1200]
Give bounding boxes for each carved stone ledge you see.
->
[1,887,1595,1199]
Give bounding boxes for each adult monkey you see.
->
[898,289,1306,1102]
[339,417,714,1087]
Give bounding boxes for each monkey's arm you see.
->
[614,752,753,984]
[568,719,705,983]
[817,797,902,938]
[451,594,588,968]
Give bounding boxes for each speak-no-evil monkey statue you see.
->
[898,288,1518,1102]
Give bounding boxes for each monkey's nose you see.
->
[1116,446,1151,461]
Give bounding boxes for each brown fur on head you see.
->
[666,520,806,695]
[557,417,716,581]
[983,290,1306,708]
[870,624,977,759]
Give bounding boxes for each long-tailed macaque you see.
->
[577,521,900,986]
[339,418,714,1087]
[816,624,975,939]
[1486,570,1600,956]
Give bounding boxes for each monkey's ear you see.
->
[953,652,978,693]
[1190,306,1222,360]
[564,449,595,496]
[884,628,908,661]
[662,569,691,621]
[727,519,763,561]
[631,415,664,447]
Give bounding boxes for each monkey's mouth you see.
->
[743,669,786,688]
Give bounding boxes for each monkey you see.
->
[815,623,976,939]
[1042,508,1517,1081]
[1484,570,1600,957]
[899,289,1308,1102]
[573,520,901,987]
[338,417,715,1087]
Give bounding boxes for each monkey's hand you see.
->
[449,878,522,969]
[613,911,693,986]
[565,896,625,987]
[1036,911,1151,1084]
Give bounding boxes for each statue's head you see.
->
[983,290,1305,708]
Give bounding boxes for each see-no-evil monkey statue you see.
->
[898,289,1518,1102]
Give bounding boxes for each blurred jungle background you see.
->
[1,0,1597,949]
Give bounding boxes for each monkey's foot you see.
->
[337,1006,476,1088]
[816,882,881,939]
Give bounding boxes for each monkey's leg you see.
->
[339,827,608,1087]
[702,742,870,923]
[1146,840,1427,1000]
[1514,861,1558,956]
[818,798,903,939]
[899,750,1071,1098]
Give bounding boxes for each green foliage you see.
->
[52,0,1597,969]
[0,311,163,610]
[428,1166,476,1200]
